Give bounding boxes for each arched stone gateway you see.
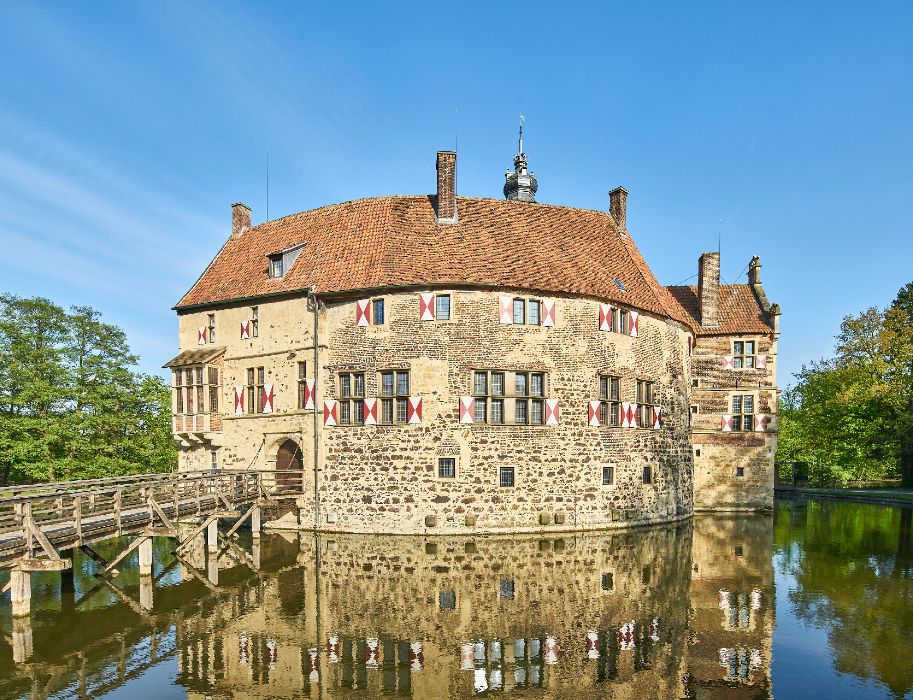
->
[275,439,303,491]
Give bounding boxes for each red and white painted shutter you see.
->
[588,400,601,426]
[653,405,662,430]
[545,398,560,425]
[262,384,275,414]
[542,299,556,327]
[499,296,514,324]
[629,402,638,428]
[198,327,207,345]
[718,589,731,609]
[586,630,601,659]
[459,396,475,424]
[407,396,423,424]
[326,635,340,664]
[365,638,379,668]
[629,311,639,337]
[355,299,371,326]
[544,637,559,665]
[723,355,735,369]
[599,304,612,332]
[363,398,378,425]
[618,621,636,651]
[307,647,319,682]
[323,399,338,426]
[649,618,660,643]
[234,387,244,416]
[751,588,762,610]
[304,378,315,410]
[754,414,768,432]
[721,415,733,432]
[756,354,767,369]
[409,642,424,672]
[620,401,629,428]
[240,321,250,340]
[419,292,436,321]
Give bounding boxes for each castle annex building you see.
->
[167,142,781,533]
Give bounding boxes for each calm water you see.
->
[1,499,911,699]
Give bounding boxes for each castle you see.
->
[166,140,780,533]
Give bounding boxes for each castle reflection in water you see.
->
[0,515,773,699]
[172,515,772,699]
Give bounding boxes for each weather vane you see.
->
[519,113,525,154]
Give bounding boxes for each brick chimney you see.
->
[609,186,628,228]
[697,252,720,329]
[436,151,457,224]
[231,202,251,238]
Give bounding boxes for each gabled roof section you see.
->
[666,284,773,336]
[176,195,690,324]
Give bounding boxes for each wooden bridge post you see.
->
[252,506,261,537]
[207,519,218,553]
[11,613,33,663]
[207,555,219,586]
[10,569,31,618]
[138,537,153,577]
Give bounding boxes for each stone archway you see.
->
[275,439,304,491]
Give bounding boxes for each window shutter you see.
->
[240,321,250,340]
[719,589,731,609]
[629,311,639,337]
[407,396,423,424]
[198,327,207,345]
[262,384,274,414]
[586,631,600,659]
[324,400,338,426]
[756,354,767,369]
[499,296,514,324]
[619,622,636,651]
[459,396,475,424]
[544,637,558,665]
[653,406,662,430]
[723,356,735,369]
[234,387,244,416]
[542,299,556,327]
[364,398,378,425]
[356,299,371,327]
[721,415,733,432]
[409,642,424,672]
[419,292,436,321]
[620,401,630,428]
[588,401,601,427]
[599,304,611,332]
[304,379,316,410]
[628,402,638,428]
[754,414,768,432]
[545,398,560,425]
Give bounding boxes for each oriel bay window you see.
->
[173,366,219,415]
[338,371,365,425]
[636,380,655,428]
[379,370,410,424]
[599,375,621,426]
[731,395,755,431]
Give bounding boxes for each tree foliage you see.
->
[0,294,176,484]
[778,281,913,486]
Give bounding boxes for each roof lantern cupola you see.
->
[503,115,538,202]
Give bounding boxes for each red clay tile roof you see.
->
[665,284,773,335]
[176,195,691,324]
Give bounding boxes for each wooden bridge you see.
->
[0,469,304,629]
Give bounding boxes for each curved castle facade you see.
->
[168,147,780,533]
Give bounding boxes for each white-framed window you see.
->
[436,294,451,320]
[732,340,758,369]
[207,314,216,344]
[636,380,656,428]
[602,465,615,485]
[599,375,621,426]
[338,372,365,424]
[438,457,456,479]
[731,395,755,431]
[372,298,385,325]
[251,306,259,337]
[499,465,515,488]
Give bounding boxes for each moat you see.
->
[1,499,911,699]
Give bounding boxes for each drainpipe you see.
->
[308,289,322,529]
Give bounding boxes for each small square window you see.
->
[270,256,283,278]
[642,465,653,485]
[439,590,456,609]
[436,294,451,321]
[373,298,385,325]
[734,545,744,557]
[601,572,614,591]
[602,465,614,485]
[692,378,700,388]
[499,466,515,488]
[499,579,515,599]
[736,467,745,477]
[695,448,702,458]
[438,458,456,479]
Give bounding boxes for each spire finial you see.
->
[503,115,538,202]
[519,113,525,155]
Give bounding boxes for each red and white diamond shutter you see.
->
[459,397,475,424]
[363,398,378,425]
[419,292,436,321]
[407,396,423,424]
[262,384,275,414]
[323,400,338,426]
[629,311,639,337]
[721,415,733,431]
[234,387,244,416]
[545,399,560,425]
[355,299,371,327]
[588,401,601,427]
[620,401,630,428]
[756,354,767,369]
[240,321,250,340]
[599,304,612,332]
[653,405,662,430]
[586,631,601,659]
[754,414,768,432]
[723,355,735,369]
[542,300,556,327]
[499,296,514,324]
[198,327,207,345]
[304,379,315,410]
[628,402,638,428]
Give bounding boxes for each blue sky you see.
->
[1,1,911,383]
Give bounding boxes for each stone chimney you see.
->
[697,252,720,329]
[609,187,628,228]
[436,151,457,224]
[231,202,251,238]
[748,255,762,285]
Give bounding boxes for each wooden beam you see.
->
[171,552,218,592]
[98,536,149,577]
[13,558,72,572]
[223,504,256,540]
[147,497,175,531]
[173,514,219,555]
[23,515,62,561]
[80,544,109,569]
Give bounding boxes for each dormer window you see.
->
[267,243,304,279]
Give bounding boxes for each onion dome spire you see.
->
[503,115,538,202]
